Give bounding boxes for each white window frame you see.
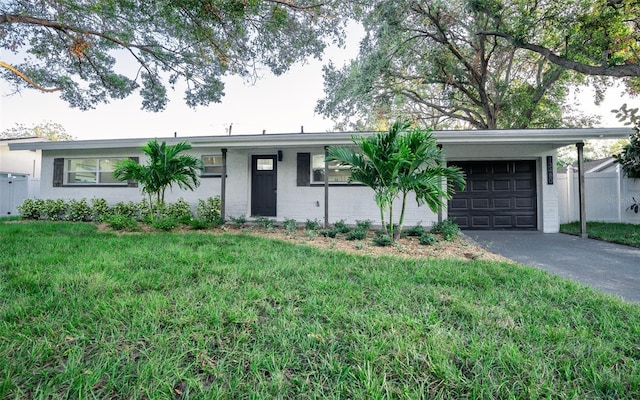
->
[311,154,352,184]
[64,157,126,185]
[201,155,224,177]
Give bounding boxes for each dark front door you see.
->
[448,160,537,230]
[251,155,277,217]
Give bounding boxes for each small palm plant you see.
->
[327,119,465,241]
[114,139,202,219]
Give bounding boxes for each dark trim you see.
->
[53,158,64,187]
[296,152,310,186]
[200,174,223,178]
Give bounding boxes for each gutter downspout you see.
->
[576,142,587,238]
[221,148,227,221]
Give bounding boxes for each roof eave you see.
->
[8,128,633,151]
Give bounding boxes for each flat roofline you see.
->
[8,128,634,151]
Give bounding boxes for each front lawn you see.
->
[560,221,640,248]
[1,222,638,398]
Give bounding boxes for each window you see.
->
[311,154,351,183]
[256,158,274,171]
[53,157,137,187]
[202,155,223,176]
[66,158,124,185]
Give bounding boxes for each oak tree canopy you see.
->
[1,0,347,111]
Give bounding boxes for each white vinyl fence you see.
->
[0,176,40,217]
[558,165,640,224]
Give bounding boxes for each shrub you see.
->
[197,196,222,222]
[305,218,321,231]
[255,216,275,229]
[18,198,44,220]
[43,199,67,221]
[372,234,393,247]
[229,215,247,228]
[405,224,425,237]
[91,198,111,222]
[355,219,372,231]
[152,216,178,231]
[332,219,351,234]
[186,218,209,230]
[209,216,225,228]
[283,218,298,233]
[112,201,138,218]
[107,214,138,231]
[166,198,192,222]
[67,199,92,222]
[431,219,460,241]
[419,233,439,245]
[320,229,338,238]
[346,228,367,241]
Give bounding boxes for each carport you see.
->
[436,128,633,234]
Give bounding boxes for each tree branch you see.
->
[0,61,62,92]
[481,30,640,77]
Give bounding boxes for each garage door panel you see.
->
[471,180,489,191]
[451,215,469,228]
[492,162,510,174]
[515,215,536,228]
[494,198,512,208]
[515,179,533,190]
[514,161,534,173]
[471,215,490,228]
[493,215,513,228]
[515,197,535,208]
[448,160,537,230]
[471,198,490,209]
[470,164,490,174]
[493,180,511,191]
[449,198,468,209]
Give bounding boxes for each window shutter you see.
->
[127,157,139,187]
[297,153,310,186]
[53,158,64,187]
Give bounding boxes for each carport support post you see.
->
[576,142,587,238]
[437,144,443,223]
[324,146,329,228]
[221,148,227,221]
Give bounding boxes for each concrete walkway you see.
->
[464,231,640,303]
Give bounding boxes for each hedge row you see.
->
[17,197,222,223]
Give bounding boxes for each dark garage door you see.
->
[448,160,537,230]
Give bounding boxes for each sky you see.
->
[0,24,635,141]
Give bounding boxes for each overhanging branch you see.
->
[481,30,640,77]
[0,61,62,92]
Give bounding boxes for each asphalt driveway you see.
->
[464,231,640,303]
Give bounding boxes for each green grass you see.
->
[1,222,639,399]
[561,221,640,248]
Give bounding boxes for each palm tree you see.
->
[327,119,465,241]
[114,139,202,218]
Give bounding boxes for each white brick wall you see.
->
[35,142,563,231]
